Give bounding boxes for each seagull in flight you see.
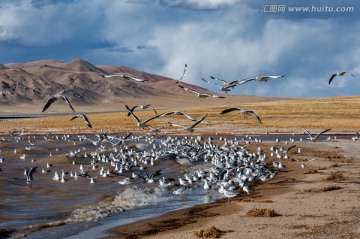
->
[127,104,157,116]
[159,110,197,122]
[328,72,356,85]
[238,75,285,85]
[220,107,262,124]
[24,166,37,184]
[42,94,75,112]
[178,85,225,98]
[168,114,207,132]
[303,128,331,142]
[125,105,161,128]
[201,77,238,93]
[179,63,187,81]
[70,114,92,128]
[293,158,317,169]
[99,74,148,82]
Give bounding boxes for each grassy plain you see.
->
[1,96,359,135]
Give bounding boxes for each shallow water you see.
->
[0,133,355,238]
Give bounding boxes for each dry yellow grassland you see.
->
[1,96,359,135]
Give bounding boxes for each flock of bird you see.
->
[0,63,356,231]
[39,63,357,132]
[9,129,323,202]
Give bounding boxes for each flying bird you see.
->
[168,114,207,132]
[159,110,197,122]
[24,166,37,184]
[220,107,262,124]
[99,74,148,82]
[122,74,148,82]
[125,105,161,128]
[179,63,187,81]
[42,94,75,112]
[178,85,225,98]
[238,75,285,85]
[328,71,356,85]
[70,114,92,128]
[293,158,317,169]
[303,128,331,142]
[127,104,157,116]
[201,77,238,93]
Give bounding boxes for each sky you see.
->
[0,0,359,98]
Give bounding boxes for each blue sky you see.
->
[0,0,359,98]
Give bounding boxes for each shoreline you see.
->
[103,140,360,239]
[1,96,360,239]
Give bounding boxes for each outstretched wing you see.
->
[191,114,207,128]
[123,74,148,82]
[328,73,337,84]
[60,95,75,112]
[303,128,312,137]
[254,114,262,124]
[178,85,200,94]
[42,97,58,112]
[314,128,331,140]
[81,114,92,128]
[210,76,228,84]
[220,107,241,114]
[268,75,285,79]
[127,105,139,117]
[142,113,162,124]
[201,78,222,88]
[179,64,187,81]
[237,78,255,85]
[125,105,141,124]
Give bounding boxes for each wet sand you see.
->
[105,140,360,239]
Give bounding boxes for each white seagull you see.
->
[24,166,37,184]
[303,128,331,142]
[159,110,197,122]
[238,75,285,85]
[125,105,161,128]
[328,71,356,85]
[294,158,316,169]
[70,114,92,128]
[220,107,262,124]
[201,77,241,93]
[168,114,207,132]
[127,104,157,116]
[99,74,148,82]
[42,94,75,112]
[178,85,225,98]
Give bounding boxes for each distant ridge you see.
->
[65,58,108,74]
[0,58,217,105]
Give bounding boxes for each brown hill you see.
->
[0,58,221,106]
[64,58,108,74]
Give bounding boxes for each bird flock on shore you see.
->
[0,62,356,226]
[5,127,323,202]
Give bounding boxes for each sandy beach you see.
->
[1,96,360,239]
[104,140,360,239]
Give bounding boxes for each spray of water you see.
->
[66,187,171,223]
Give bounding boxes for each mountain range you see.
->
[0,58,211,106]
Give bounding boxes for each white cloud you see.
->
[145,3,360,97]
[0,0,108,46]
[0,0,359,97]
[160,0,242,10]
